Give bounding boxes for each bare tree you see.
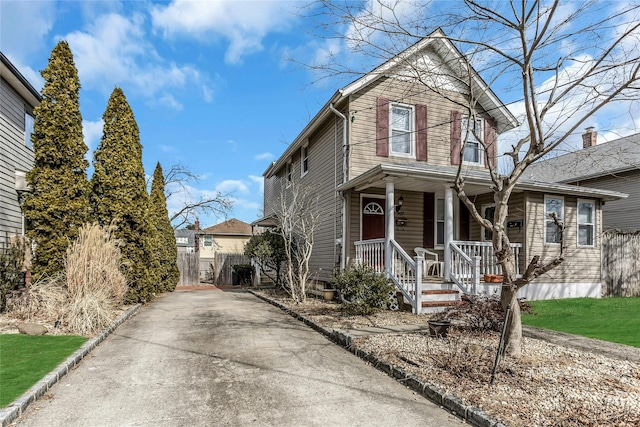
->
[272,180,321,303]
[163,164,233,229]
[304,0,640,357]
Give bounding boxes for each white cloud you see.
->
[216,179,249,194]
[63,12,210,108]
[82,119,104,160]
[150,0,296,64]
[159,144,176,153]
[254,152,274,161]
[0,1,55,62]
[249,175,264,194]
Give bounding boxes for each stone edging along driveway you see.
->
[0,304,142,427]
[249,291,505,427]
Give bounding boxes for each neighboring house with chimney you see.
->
[527,129,640,232]
[174,229,196,253]
[199,218,252,257]
[0,52,41,246]
[254,29,627,312]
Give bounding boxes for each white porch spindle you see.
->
[444,187,454,282]
[385,180,395,278]
[414,255,422,315]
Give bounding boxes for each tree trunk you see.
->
[499,248,522,358]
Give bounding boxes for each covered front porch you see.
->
[339,163,524,314]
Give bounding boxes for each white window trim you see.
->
[359,193,385,241]
[389,102,415,158]
[544,195,564,245]
[577,199,596,247]
[461,115,484,166]
[301,144,309,178]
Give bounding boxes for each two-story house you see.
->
[0,52,41,246]
[254,30,626,313]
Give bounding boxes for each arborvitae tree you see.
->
[24,41,89,278]
[90,88,157,303]
[149,162,180,292]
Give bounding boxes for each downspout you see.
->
[329,103,348,270]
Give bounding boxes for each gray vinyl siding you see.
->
[347,75,490,179]
[264,114,345,282]
[525,192,601,284]
[575,171,640,232]
[0,77,34,245]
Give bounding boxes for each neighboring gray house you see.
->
[0,52,41,245]
[528,129,640,232]
[174,229,196,253]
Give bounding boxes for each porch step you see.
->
[421,300,462,308]
[424,289,459,295]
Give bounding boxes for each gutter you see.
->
[329,103,348,270]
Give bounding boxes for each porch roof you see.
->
[337,163,628,201]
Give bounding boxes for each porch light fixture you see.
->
[395,195,404,213]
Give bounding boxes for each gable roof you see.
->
[527,133,640,183]
[264,28,518,179]
[202,218,252,236]
[0,52,41,108]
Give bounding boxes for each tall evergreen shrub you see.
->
[149,163,180,292]
[90,88,157,303]
[24,41,89,278]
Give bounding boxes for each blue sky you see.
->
[1,0,339,228]
[2,1,639,228]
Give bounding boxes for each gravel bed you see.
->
[259,291,640,427]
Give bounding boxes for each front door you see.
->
[362,197,385,240]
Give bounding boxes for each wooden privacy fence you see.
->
[602,230,640,297]
[209,253,251,286]
[177,252,200,286]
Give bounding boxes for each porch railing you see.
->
[354,238,385,274]
[452,241,522,276]
[449,244,481,295]
[354,238,422,314]
[389,240,422,314]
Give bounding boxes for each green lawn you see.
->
[522,297,640,348]
[0,334,87,407]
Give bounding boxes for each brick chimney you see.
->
[582,127,597,148]
[194,219,200,252]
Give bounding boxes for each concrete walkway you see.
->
[12,289,461,427]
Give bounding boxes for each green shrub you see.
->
[332,264,396,315]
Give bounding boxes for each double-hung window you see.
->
[577,200,595,246]
[390,103,414,157]
[436,198,445,246]
[462,116,484,165]
[544,196,564,244]
[203,235,213,247]
[301,145,309,177]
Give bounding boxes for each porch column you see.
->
[385,179,395,277]
[444,186,454,282]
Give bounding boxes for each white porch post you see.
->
[385,179,395,277]
[444,186,454,282]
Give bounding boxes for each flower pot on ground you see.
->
[322,288,336,301]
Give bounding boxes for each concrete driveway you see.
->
[13,289,461,426]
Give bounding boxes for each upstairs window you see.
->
[176,237,188,244]
[203,235,213,247]
[462,116,484,165]
[301,145,309,177]
[577,200,595,247]
[390,103,414,157]
[24,112,34,148]
[544,196,564,244]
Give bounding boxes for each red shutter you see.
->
[450,110,462,165]
[423,193,435,249]
[376,97,389,157]
[485,117,497,169]
[416,104,428,161]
